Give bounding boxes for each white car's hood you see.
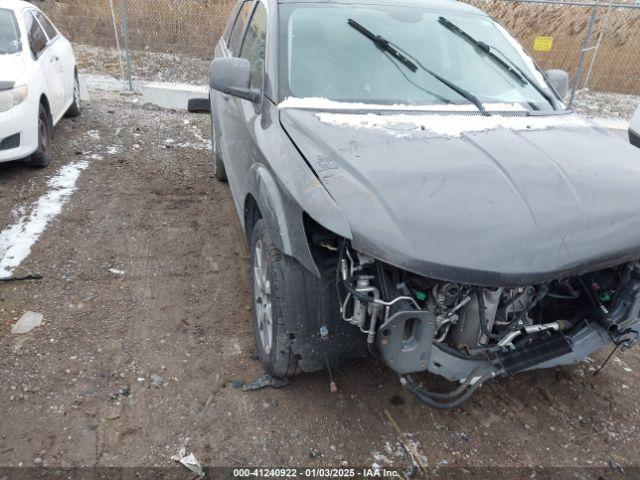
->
[0,53,27,85]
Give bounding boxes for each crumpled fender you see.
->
[245,163,350,277]
[242,103,352,276]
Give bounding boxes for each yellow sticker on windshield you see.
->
[534,36,554,52]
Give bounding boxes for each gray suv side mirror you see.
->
[209,58,260,103]
[545,69,569,100]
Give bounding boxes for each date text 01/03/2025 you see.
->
[232,468,400,478]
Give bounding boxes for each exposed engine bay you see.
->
[337,245,640,409]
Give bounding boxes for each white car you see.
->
[0,0,80,168]
[631,105,640,148]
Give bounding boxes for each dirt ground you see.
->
[0,90,639,478]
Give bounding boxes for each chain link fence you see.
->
[34,0,640,101]
[35,0,234,85]
[466,0,640,98]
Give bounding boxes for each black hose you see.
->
[621,263,634,284]
[367,340,381,360]
[547,291,580,300]
[547,279,580,300]
[406,365,484,400]
[376,260,390,301]
[401,372,492,410]
[433,341,488,360]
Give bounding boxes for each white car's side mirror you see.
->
[630,105,640,148]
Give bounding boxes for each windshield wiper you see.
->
[483,44,558,111]
[347,18,489,116]
[438,16,556,110]
[347,19,418,73]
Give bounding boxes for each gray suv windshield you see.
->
[279,4,559,111]
[0,9,21,55]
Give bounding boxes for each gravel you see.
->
[571,89,640,120]
[74,44,209,86]
[74,44,640,122]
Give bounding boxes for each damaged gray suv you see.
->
[207,0,640,408]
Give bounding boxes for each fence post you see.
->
[583,3,611,90]
[108,0,125,83]
[569,1,599,107]
[118,0,134,91]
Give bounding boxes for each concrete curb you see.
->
[79,74,208,111]
[591,117,629,131]
[77,75,636,125]
[141,83,208,111]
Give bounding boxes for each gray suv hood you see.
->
[280,108,640,286]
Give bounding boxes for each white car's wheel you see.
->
[24,104,52,168]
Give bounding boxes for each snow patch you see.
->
[316,111,591,138]
[371,439,428,470]
[175,125,212,151]
[0,161,89,278]
[87,130,101,140]
[614,357,633,373]
[279,96,528,112]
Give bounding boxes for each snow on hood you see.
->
[0,53,26,84]
[314,111,592,138]
[278,96,529,112]
[278,97,588,138]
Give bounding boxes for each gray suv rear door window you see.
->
[239,3,267,90]
[228,1,254,55]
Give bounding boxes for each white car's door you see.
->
[32,10,74,113]
[22,9,66,121]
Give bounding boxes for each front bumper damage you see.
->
[338,245,640,409]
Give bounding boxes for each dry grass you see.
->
[38,0,235,58]
[37,0,640,94]
[469,0,640,94]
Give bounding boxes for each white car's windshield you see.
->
[279,4,560,112]
[0,8,21,55]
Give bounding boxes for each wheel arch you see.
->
[244,172,367,374]
[244,192,261,239]
[39,94,52,125]
[244,164,320,277]
[242,100,354,278]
